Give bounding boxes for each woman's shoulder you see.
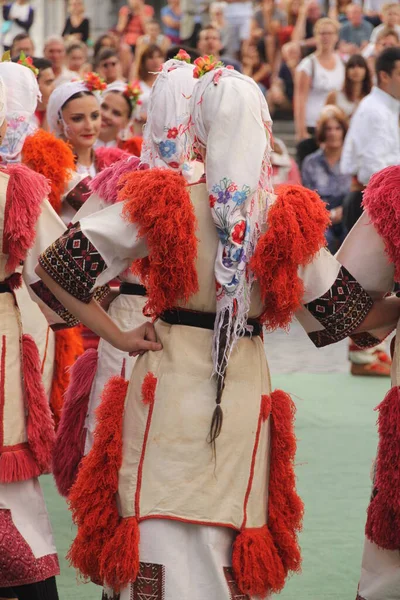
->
[296,54,314,73]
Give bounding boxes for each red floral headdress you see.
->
[1,51,39,77]
[193,55,228,78]
[174,49,191,63]
[123,81,142,111]
[84,72,107,92]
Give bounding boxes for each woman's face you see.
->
[67,48,86,72]
[100,92,130,142]
[69,0,84,15]
[98,56,120,84]
[324,118,344,149]
[61,95,101,150]
[144,51,164,75]
[316,25,338,52]
[347,63,366,83]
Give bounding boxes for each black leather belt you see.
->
[160,308,262,336]
[119,282,147,296]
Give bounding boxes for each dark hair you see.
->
[344,54,372,100]
[199,24,221,37]
[166,45,200,62]
[93,34,116,59]
[31,57,53,73]
[94,47,119,69]
[61,90,94,111]
[66,42,86,56]
[137,44,164,81]
[376,46,400,84]
[10,32,32,53]
[316,107,348,144]
[106,89,133,119]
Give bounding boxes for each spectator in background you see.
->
[326,53,372,117]
[95,48,123,84]
[44,35,75,87]
[294,18,344,165]
[224,0,254,58]
[277,0,301,46]
[291,0,322,56]
[10,31,34,56]
[132,44,165,129]
[364,0,393,26]
[197,25,242,70]
[364,27,399,79]
[339,4,374,55]
[1,0,34,51]
[242,42,271,93]
[210,2,229,51]
[329,0,352,23]
[251,0,286,69]
[161,0,181,45]
[117,0,154,54]
[31,57,55,129]
[93,31,133,80]
[271,137,302,186]
[268,40,300,115]
[301,105,350,252]
[370,2,400,42]
[66,41,88,73]
[136,19,171,54]
[62,0,90,44]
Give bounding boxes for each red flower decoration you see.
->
[84,72,107,92]
[167,127,179,139]
[193,55,224,79]
[168,161,180,169]
[231,220,246,244]
[174,49,191,63]
[209,194,216,208]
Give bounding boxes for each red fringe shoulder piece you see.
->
[120,137,143,157]
[120,168,199,316]
[365,385,400,550]
[67,374,128,583]
[89,155,142,206]
[2,163,50,274]
[250,184,329,330]
[95,146,129,172]
[362,165,400,281]
[50,328,85,428]
[53,348,97,497]
[21,129,75,215]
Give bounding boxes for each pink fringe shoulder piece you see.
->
[95,147,129,173]
[89,155,141,205]
[362,165,400,281]
[2,163,50,274]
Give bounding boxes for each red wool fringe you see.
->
[261,394,272,422]
[99,516,140,592]
[141,372,157,405]
[95,146,129,172]
[232,525,286,596]
[121,169,199,317]
[2,164,50,273]
[362,166,400,281]
[22,334,55,473]
[89,155,141,206]
[21,129,75,215]
[120,137,143,157]
[0,445,40,484]
[268,389,304,573]
[50,328,85,427]
[67,374,128,584]
[53,348,98,497]
[250,185,329,330]
[365,386,400,550]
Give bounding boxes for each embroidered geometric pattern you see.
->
[350,332,381,350]
[30,280,79,327]
[65,177,91,212]
[39,222,107,304]
[306,266,373,348]
[0,509,59,586]
[223,567,250,600]
[130,562,165,600]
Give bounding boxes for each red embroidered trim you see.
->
[241,403,264,529]
[0,336,5,449]
[224,567,250,600]
[130,562,165,600]
[0,509,59,586]
[135,376,157,517]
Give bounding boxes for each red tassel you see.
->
[141,372,157,405]
[366,386,400,549]
[121,168,199,317]
[268,390,304,573]
[22,334,55,473]
[0,446,40,484]
[68,374,128,583]
[261,394,272,422]
[50,328,84,427]
[250,185,329,330]
[99,516,140,591]
[232,525,286,596]
[53,348,98,497]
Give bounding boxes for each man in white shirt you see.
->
[341,46,400,228]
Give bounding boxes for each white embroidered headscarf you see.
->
[140,58,197,177]
[0,62,39,163]
[47,79,103,138]
[190,67,272,419]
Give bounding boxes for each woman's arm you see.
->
[294,68,311,141]
[117,8,130,34]
[252,62,271,84]
[35,264,161,355]
[325,90,336,106]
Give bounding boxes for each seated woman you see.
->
[301,105,351,253]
